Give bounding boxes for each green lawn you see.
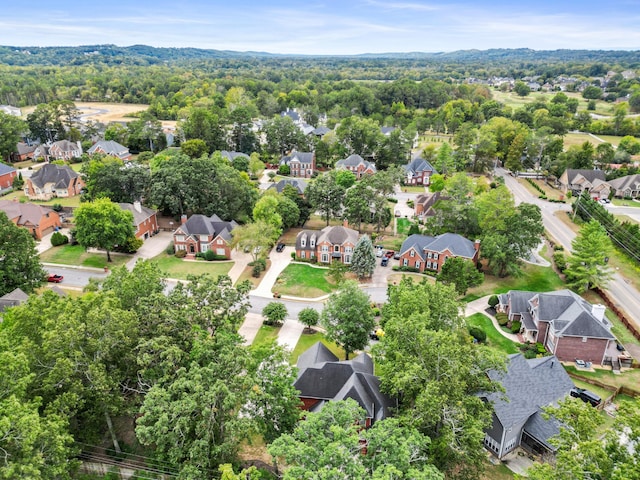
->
[39,244,131,269]
[290,330,346,364]
[2,190,82,208]
[274,263,337,298]
[251,325,280,348]
[401,185,426,193]
[396,218,413,235]
[611,198,640,208]
[466,313,521,354]
[150,252,233,280]
[463,264,565,302]
[564,365,640,391]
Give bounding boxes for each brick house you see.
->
[24,164,85,200]
[403,157,436,186]
[414,191,448,217]
[11,142,39,162]
[335,154,377,179]
[498,290,620,365]
[33,140,83,162]
[398,233,480,273]
[118,202,158,240]
[0,199,61,239]
[557,169,606,197]
[295,225,359,264]
[294,342,396,427]
[88,140,132,161]
[482,354,574,459]
[279,151,315,178]
[0,163,17,191]
[172,214,237,259]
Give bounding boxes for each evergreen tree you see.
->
[565,219,613,293]
[350,235,376,278]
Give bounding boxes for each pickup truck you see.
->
[47,274,64,283]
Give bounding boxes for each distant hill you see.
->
[1,44,639,66]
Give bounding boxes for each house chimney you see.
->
[343,219,349,228]
[180,214,187,225]
[591,304,606,322]
[474,239,481,254]
[133,201,142,213]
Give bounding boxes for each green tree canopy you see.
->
[0,112,26,162]
[437,257,483,295]
[565,219,613,293]
[350,234,377,278]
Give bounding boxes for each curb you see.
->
[42,263,107,273]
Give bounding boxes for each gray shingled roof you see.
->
[281,110,301,122]
[608,174,640,192]
[118,202,156,227]
[295,342,396,423]
[268,178,307,194]
[178,214,237,241]
[51,139,81,153]
[404,157,436,176]
[321,225,359,245]
[280,151,314,165]
[486,354,574,448]
[311,126,331,136]
[336,154,376,173]
[0,200,57,228]
[29,164,81,189]
[566,169,606,185]
[399,233,477,260]
[0,163,16,176]
[219,151,250,162]
[87,140,130,159]
[0,288,29,313]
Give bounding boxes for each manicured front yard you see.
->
[251,325,280,348]
[290,330,346,364]
[150,252,233,280]
[274,263,337,298]
[39,244,131,269]
[466,313,521,354]
[2,190,82,208]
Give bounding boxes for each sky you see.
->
[1,0,639,55]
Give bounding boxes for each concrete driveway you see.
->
[125,231,172,269]
[251,245,294,297]
[37,227,72,254]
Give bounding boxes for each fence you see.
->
[594,287,640,343]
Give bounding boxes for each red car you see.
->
[384,250,395,258]
[47,274,64,283]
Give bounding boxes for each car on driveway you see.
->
[375,245,384,257]
[570,387,601,407]
[384,250,395,258]
[47,274,64,283]
[381,257,389,267]
[393,252,401,260]
[275,243,285,252]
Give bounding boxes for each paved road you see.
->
[43,264,108,288]
[498,168,640,331]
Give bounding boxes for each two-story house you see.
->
[33,140,83,162]
[279,151,316,178]
[557,169,606,197]
[173,214,237,259]
[88,140,132,161]
[335,154,377,179]
[24,164,85,200]
[118,202,158,240]
[398,233,480,273]
[0,163,17,192]
[295,225,359,264]
[403,157,437,186]
[0,199,61,239]
[498,290,620,365]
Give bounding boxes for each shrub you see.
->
[553,244,564,251]
[371,307,381,317]
[291,251,296,259]
[166,242,175,254]
[175,249,187,258]
[553,252,567,272]
[496,312,509,326]
[468,326,487,343]
[488,295,499,308]
[408,224,420,235]
[278,164,290,175]
[298,307,320,330]
[252,265,263,278]
[536,342,547,354]
[116,236,143,253]
[50,231,69,246]
[204,250,216,261]
[523,349,537,359]
[387,197,398,203]
[510,321,522,334]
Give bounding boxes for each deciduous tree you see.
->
[306,172,345,226]
[298,307,320,331]
[437,257,483,295]
[0,112,26,162]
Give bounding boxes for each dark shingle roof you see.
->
[268,178,307,194]
[608,174,640,192]
[295,342,395,423]
[178,214,237,241]
[87,140,130,159]
[0,288,29,313]
[0,200,57,227]
[399,233,477,260]
[566,169,606,185]
[336,154,376,172]
[486,354,574,447]
[29,164,80,189]
[311,126,331,136]
[118,202,156,226]
[219,151,250,162]
[280,151,314,165]
[404,157,436,176]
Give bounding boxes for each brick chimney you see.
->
[180,214,187,225]
[343,219,349,228]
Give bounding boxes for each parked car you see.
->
[384,250,395,258]
[393,252,401,260]
[570,387,601,407]
[375,245,384,257]
[381,257,389,267]
[275,243,285,252]
[47,274,63,283]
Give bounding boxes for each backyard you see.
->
[273,263,337,298]
[3,189,82,208]
[150,252,233,280]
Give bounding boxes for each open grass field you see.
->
[563,132,604,149]
[290,330,346,364]
[2,189,82,208]
[464,264,565,301]
[150,252,233,280]
[466,313,521,354]
[274,263,337,298]
[22,102,148,123]
[490,90,613,116]
[39,244,131,269]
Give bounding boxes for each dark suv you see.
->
[570,387,601,407]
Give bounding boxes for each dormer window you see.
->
[410,250,415,257]
[301,234,307,248]
[310,235,316,248]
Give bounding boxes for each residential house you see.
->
[588,178,612,201]
[295,224,359,264]
[414,191,447,217]
[0,199,61,239]
[0,163,17,191]
[219,151,250,163]
[88,140,132,161]
[0,288,29,314]
[11,142,39,162]
[497,290,620,366]
[279,151,315,178]
[118,202,158,240]
[403,157,436,186]
[482,354,574,459]
[24,164,85,200]
[398,233,480,273]
[0,105,21,116]
[268,178,308,195]
[281,108,303,125]
[335,154,377,179]
[294,342,396,427]
[607,174,640,199]
[380,126,396,136]
[310,126,331,137]
[173,214,237,259]
[557,169,606,197]
[33,140,83,162]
